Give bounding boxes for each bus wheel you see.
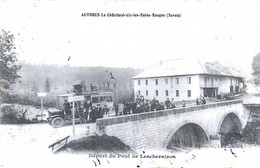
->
[52,117,64,128]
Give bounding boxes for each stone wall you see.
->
[96,100,248,151]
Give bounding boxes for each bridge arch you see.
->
[163,122,209,149]
[218,112,243,135]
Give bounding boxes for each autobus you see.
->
[56,91,114,109]
[48,91,114,127]
[83,91,113,109]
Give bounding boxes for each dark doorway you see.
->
[230,86,234,93]
[203,88,218,97]
[235,86,239,94]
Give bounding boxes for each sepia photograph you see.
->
[1,0,260,167]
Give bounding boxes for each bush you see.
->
[1,104,18,124]
[1,112,18,124]
[65,134,134,153]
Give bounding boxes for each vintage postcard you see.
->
[1,0,260,167]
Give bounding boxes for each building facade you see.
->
[133,58,244,102]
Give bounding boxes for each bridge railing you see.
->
[96,100,243,129]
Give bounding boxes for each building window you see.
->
[165,90,169,96]
[138,90,141,95]
[176,90,179,97]
[138,80,140,85]
[155,79,158,85]
[204,77,207,86]
[188,90,191,97]
[155,90,158,96]
[230,79,233,85]
[187,77,191,84]
[175,78,179,84]
[165,78,168,85]
[211,78,214,86]
[146,90,148,96]
[146,80,148,85]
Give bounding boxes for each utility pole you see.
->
[72,101,75,137]
[37,92,47,121]
[68,94,84,138]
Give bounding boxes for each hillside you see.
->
[8,62,142,105]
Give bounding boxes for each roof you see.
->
[73,80,85,86]
[81,91,113,96]
[133,58,245,79]
[57,93,74,97]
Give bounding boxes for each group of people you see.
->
[114,97,181,116]
[114,101,151,116]
[62,99,109,123]
[62,96,208,122]
[114,96,208,116]
[196,97,207,105]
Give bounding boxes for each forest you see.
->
[10,62,142,107]
[1,29,142,107]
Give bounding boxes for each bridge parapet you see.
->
[96,100,243,130]
[96,99,247,150]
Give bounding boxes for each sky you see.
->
[1,0,260,78]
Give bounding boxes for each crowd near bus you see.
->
[62,94,208,123]
[62,99,110,123]
[113,96,207,116]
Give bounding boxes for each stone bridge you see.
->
[96,100,250,151]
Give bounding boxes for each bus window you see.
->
[92,97,99,103]
[85,96,91,101]
[107,96,112,102]
[100,96,106,102]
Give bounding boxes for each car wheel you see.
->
[52,117,64,128]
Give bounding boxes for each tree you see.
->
[31,82,39,94]
[0,29,21,102]
[252,53,260,85]
[45,78,51,92]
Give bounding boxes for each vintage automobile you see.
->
[46,93,85,128]
[47,108,83,128]
[47,90,114,128]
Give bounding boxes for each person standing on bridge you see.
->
[182,100,186,107]
[123,102,128,115]
[114,103,119,116]
[165,98,171,109]
[144,100,150,112]
[196,97,199,105]
[131,102,137,114]
[151,98,157,111]
[170,98,176,109]
[118,102,124,115]
[126,102,131,114]
[202,97,206,104]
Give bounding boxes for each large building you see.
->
[132,58,245,102]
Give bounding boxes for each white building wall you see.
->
[218,76,231,94]
[199,75,220,96]
[199,75,242,96]
[218,76,240,95]
[134,75,200,102]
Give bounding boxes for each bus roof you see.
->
[57,93,74,98]
[81,91,113,96]
[58,91,113,98]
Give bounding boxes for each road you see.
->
[1,122,260,168]
[0,84,259,168]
